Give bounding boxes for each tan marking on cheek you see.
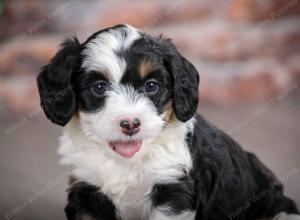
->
[138,59,159,78]
[163,101,174,123]
[74,111,80,118]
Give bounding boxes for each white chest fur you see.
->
[58,118,194,220]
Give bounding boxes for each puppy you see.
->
[37,24,299,220]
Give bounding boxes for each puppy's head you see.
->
[37,24,199,159]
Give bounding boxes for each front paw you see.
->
[65,182,119,220]
[273,212,300,220]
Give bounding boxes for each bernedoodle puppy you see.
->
[37,24,299,220]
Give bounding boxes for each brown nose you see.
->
[119,118,141,136]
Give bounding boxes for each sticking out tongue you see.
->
[109,140,142,158]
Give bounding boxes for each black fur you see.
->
[163,49,199,122]
[151,176,196,214]
[75,71,109,112]
[37,37,82,126]
[66,182,119,220]
[188,114,298,219]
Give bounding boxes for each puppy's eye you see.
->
[144,79,158,94]
[91,81,107,96]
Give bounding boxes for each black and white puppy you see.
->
[37,24,299,220]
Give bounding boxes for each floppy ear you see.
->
[164,48,199,122]
[37,37,81,126]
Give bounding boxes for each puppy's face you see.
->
[37,24,199,159]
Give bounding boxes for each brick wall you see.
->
[0,0,299,112]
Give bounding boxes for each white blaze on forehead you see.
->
[81,24,140,82]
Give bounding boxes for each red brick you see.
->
[0,36,58,76]
[147,18,300,61]
[227,0,300,22]
[0,76,40,113]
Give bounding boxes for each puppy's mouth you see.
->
[109,140,142,158]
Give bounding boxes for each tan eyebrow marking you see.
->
[138,59,160,78]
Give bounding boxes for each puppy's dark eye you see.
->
[144,79,158,94]
[91,81,107,96]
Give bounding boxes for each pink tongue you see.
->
[109,141,142,158]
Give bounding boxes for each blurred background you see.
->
[0,0,299,219]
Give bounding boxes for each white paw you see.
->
[273,212,300,220]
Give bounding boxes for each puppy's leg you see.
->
[65,182,119,220]
[150,177,196,220]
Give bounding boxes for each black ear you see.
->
[37,37,81,126]
[164,47,199,122]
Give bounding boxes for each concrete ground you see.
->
[0,93,299,220]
